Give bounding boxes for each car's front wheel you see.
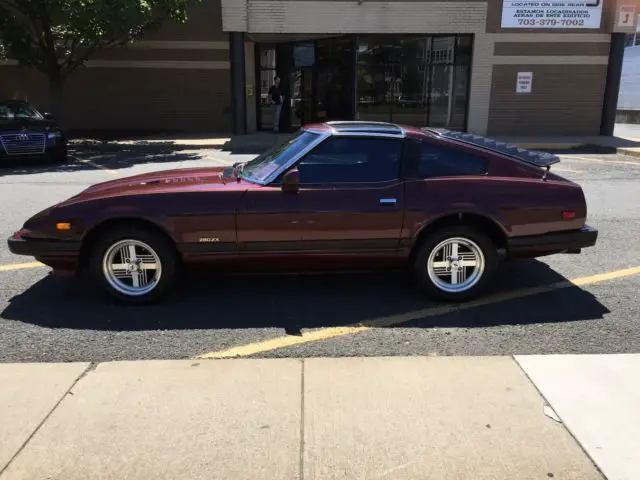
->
[88,226,180,304]
[413,226,499,302]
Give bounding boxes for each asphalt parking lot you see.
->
[0,144,639,363]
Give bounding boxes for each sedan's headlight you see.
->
[47,131,61,139]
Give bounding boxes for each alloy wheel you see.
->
[426,237,485,293]
[102,239,163,297]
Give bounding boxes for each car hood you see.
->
[65,166,256,203]
[0,119,58,132]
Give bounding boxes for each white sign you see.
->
[501,1,603,29]
[618,5,636,27]
[516,72,533,94]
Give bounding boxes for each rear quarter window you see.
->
[408,140,488,178]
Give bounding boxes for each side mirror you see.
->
[43,112,54,120]
[281,168,300,194]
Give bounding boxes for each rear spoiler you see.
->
[422,128,561,168]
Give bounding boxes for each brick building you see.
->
[0,0,636,137]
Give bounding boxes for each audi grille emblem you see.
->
[17,134,29,141]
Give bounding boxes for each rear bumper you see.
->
[507,225,598,257]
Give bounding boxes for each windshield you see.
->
[0,102,44,122]
[241,130,321,183]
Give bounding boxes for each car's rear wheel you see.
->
[88,226,179,304]
[413,226,499,301]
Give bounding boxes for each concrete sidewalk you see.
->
[68,124,640,158]
[1,355,638,480]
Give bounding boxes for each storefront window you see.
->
[356,34,472,130]
[357,37,395,122]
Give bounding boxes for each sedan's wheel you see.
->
[413,226,499,301]
[89,226,179,304]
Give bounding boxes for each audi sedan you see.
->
[0,100,67,165]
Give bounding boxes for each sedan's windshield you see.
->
[241,130,321,183]
[0,102,43,122]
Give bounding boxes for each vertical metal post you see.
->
[600,32,626,136]
[446,38,457,127]
[229,32,247,135]
[351,35,358,120]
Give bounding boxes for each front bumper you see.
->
[8,235,80,256]
[0,141,67,162]
[8,232,81,274]
[507,225,598,257]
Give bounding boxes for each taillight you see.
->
[561,210,576,220]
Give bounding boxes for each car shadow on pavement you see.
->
[0,142,220,177]
[2,260,610,332]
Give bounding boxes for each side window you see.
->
[297,137,402,184]
[414,141,488,178]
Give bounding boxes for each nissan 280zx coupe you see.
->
[8,121,598,304]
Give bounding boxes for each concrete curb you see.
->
[616,147,640,157]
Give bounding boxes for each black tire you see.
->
[88,225,180,305]
[412,225,500,302]
[49,150,67,164]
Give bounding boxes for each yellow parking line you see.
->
[79,159,118,175]
[0,261,44,272]
[195,266,640,360]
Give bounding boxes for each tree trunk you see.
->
[47,71,64,123]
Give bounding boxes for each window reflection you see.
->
[356,35,471,130]
[259,46,277,130]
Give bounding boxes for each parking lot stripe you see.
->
[196,326,369,360]
[0,261,44,272]
[194,266,640,360]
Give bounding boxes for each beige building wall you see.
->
[0,0,233,133]
[487,34,610,136]
[0,0,620,135]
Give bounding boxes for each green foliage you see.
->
[0,0,197,77]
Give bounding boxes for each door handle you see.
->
[379,198,397,206]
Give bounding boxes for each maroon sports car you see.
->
[8,121,598,304]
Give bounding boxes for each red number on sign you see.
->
[624,13,630,23]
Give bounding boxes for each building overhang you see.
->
[221,0,488,34]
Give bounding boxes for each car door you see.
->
[288,135,406,261]
[236,134,406,268]
[235,129,322,266]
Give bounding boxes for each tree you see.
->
[0,0,198,121]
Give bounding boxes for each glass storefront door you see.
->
[315,37,355,123]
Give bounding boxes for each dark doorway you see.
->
[257,37,356,132]
[314,37,356,123]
